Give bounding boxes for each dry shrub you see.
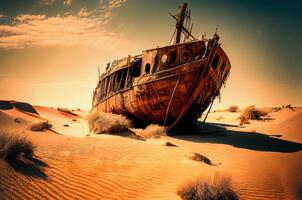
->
[0,132,35,160]
[239,105,268,120]
[138,124,166,139]
[227,105,239,112]
[238,115,250,125]
[87,109,132,134]
[216,116,223,120]
[29,121,52,131]
[177,174,239,200]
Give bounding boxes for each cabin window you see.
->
[108,74,114,94]
[212,54,220,70]
[145,63,151,74]
[101,80,105,98]
[118,69,127,90]
[130,59,141,79]
[116,71,123,85]
[132,65,141,78]
[104,77,108,98]
[169,51,177,64]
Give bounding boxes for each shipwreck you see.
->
[91,3,231,132]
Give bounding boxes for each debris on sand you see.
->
[285,104,295,111]
[186,153,219,166]
[273,104,295,112]
[63,124,69,127]
[138,124,166,139]
[29,121,52,131]
[270,134,282,138]
[165,141,178,147]
[57,107,78,116]
[14,118,21,124]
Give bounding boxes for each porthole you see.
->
[161,54,168,64]
[180,50,190,62]
[169,51,177,64]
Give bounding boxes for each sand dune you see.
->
[34,105,89,137]
[0,101,301,199]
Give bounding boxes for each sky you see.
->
[0,0,301,110]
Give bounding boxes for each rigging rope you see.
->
[164,74,181,126]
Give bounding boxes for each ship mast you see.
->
[175,3,187,44]
[169,3,196,44]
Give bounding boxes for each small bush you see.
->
[87,109,132,134]
[138,124,166,139]
[177,174,239,200]
[227,105,239,112]
[216,116,223,120]
[29,121,52,131]
[238,115,250,125]
[0,132,35,160]
[239,105,267,120]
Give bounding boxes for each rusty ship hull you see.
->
[91,3,231,131]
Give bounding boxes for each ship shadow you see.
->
[173,122,302,153]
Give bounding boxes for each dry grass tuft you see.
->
[238,115,250,125]
[0,132,35,160]
[227,105,239,112]
[216,116,224,120]
[177,174,239,200]
[138,124,166,139]
[87,109,132,134]
[239,105,268,120]
[29,121,52,131]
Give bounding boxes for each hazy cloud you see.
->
[108,0,127,9]
[78,8,90,17]
[99,0,105,9]
[39,0,55,6]
[0,0,128,49]
[63,0,72,6]
[15,14,46,22]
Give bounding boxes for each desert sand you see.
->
[0,101,301,200]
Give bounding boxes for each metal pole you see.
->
[175,3,187,44]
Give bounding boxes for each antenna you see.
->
[97,67,100,80]
[215,24,219,35]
